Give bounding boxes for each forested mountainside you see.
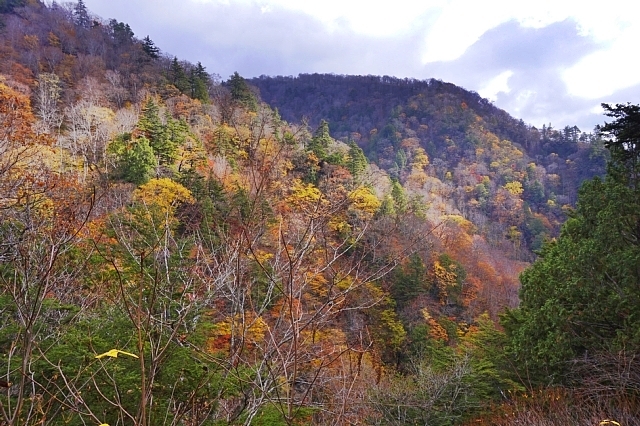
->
[252,74,608,256]
[0,1,638,425]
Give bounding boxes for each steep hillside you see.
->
[252,74,609,259]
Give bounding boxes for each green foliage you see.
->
[390,179,408,213]
[142,35,159,59]
[391,254,429,310]
[137,97,164,136]
[366,283,407,365]
[462,314,524,402]
[506,175,640,382]
[248,404,314,426]
[73,0,90,28]
[600,103,640,187]
[110,19,134,45]
[170,57,191,94]
[228,71,257,111]
[506,105,640,384]
[136,98,189,165]
[190,62,210,102]
[307,119,332,160]
[369,346,473,426]
[109,133,156,184]
[347,141,368,177]
[30,310,224,426]
[377,194,396,217]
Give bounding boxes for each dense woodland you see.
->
[0,1,638,425]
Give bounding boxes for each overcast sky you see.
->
[82,0,640,132]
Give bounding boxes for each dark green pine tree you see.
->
[390,179,408,213]
[73,0,90,28]
[228,71,257,111]
[190,62,210,102]
[137,99,176,165]
[121,136,156,184]
[109,20,134,46]
[347,141,368,178]
[142,36,160,59]
[170,57,191,95]
[307,120,331,160]
[504,103,640,384]
[108,133,156,184]
[600,103,640,187]
[391,254,428,311]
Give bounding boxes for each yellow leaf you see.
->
[95,349,139,359]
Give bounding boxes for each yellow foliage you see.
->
[441,214,475,234]
[503,181,524,196]
[336,275,354,292]
[215,313,269,345]
[309,273,329,297]
[410,147,429,170]
[348,186,381,216]
[422,309,449,341]
[286,178,324,210]
[428,318,449,341]
[250,249,273,264]
[420,308,432,321]
[433,260,457,305]
[328,217,351,234]
[133,178,194,215]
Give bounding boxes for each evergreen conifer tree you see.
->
[170,57,190,94]
[504,103,640,383]
[73,0,90,28]
[228,71,257,111]
[190,62,209,102]
[142,36,160,59]
[308,120,331,160]
[347,141,368,177]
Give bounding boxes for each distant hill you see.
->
[251,74,537,151]
[251,74,609,256]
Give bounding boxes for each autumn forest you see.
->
[0,1,639,425]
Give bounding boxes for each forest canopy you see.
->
[0,1,636,425]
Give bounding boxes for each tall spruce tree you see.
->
[142,36,160,59]
[73,0,90,28]
[170,57,190,94]
[308,120,331,160]
[228,71,257,111]
[190,62,209,102]
[137,99,176,165]
[347,141,368,177]
[504,104,640,383]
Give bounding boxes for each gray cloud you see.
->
[85,0,429,78]
[83,0,640,131]
[421,20,607,130]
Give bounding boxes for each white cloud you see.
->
[563,14,640,98]
[478,70,513,101]
[82,0,640,131]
